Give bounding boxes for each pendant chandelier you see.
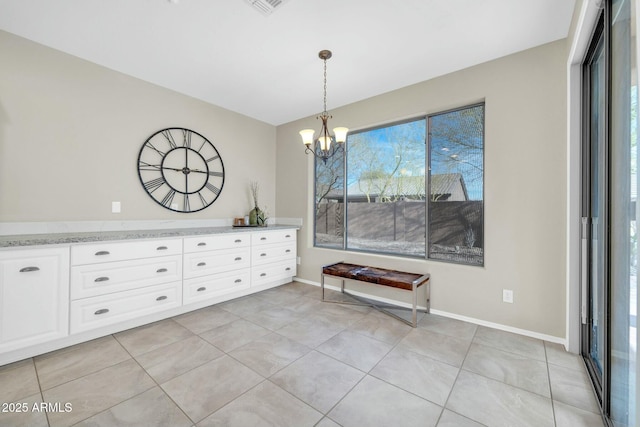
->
[299,50,348,163]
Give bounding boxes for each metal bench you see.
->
[321,262,430,327]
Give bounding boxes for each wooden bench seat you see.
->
[321,262,430,327]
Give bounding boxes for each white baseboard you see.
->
[294,277,567,347]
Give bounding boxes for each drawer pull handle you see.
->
[19,266,40,273]
[95,251,110,256]
[197,242,207,247]
[285,234,291,238]
[285,249,291,253]
[285,267,291,271]
[235,257,242,261]
[234,239,242,243]
[156,268,168,273]
[156,295,168,301]
[197,287,206,292]
[234,279,242,283]
[260,253,267,257]
[157,246,168,251]
[94,276,110,282]
[94,308,109,315]
[197,262,207,267]
[260,273,267,277]
[260,237,267,241]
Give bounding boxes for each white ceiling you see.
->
[0,0,576,125]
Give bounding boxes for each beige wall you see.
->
[0,30,276,222]
[276,40,568,339]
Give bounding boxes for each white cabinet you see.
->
[69,238,183,334]
[183,233,250,305]
[0,227,298,365]
[0,247,69,352]
[251,229,297,287]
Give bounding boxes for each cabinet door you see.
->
[0,248,69,351]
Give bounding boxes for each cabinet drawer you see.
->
[183,268,250,305]
[71,239,182,266]
[183,233,249,253]
[71,255,182,300]
[252,229,296,246]
[252,259,296,287]
[184,247,250,278]
[70,281,181,334]
[251,242,296,266]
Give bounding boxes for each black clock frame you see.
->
[137,127,225,213]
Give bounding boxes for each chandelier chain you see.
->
[323,57,328,114]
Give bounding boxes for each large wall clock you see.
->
[137,127,225,213]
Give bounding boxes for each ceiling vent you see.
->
[245,0,288,16]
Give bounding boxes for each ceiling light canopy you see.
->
[300,50,348,163]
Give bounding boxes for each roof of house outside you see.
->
[322,173,468,201]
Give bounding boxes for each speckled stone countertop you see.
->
[0,225,299,248]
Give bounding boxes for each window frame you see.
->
[313,102,485,267]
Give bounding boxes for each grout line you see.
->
[30,357,52,427]
[436,321,478,426]
[544,341,559,427]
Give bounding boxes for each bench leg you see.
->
[412,283,418,327]
[426,281,431,313]
[321,274,325,301]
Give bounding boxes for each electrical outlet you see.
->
[296,256,301,265]
[503,289,514,303]
[111,201,121,213]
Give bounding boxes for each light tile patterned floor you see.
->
[0,281,606,427]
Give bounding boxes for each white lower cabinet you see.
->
[69,238,185,334]
[182,233,252,305]
[70,281,181,334]
[251,229,297,287]
[0,227,298,365]
[0,247,69,352]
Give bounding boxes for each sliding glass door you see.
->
[584,15,607,396]
[582,1,638,425]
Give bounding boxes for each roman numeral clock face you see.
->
[137,128,225,212]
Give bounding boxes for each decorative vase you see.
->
[249,206,262,226]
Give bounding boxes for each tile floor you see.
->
[0,281,605,427]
